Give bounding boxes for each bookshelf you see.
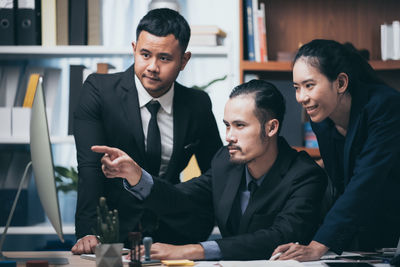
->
[239,0,400,157]
[0,45,229,58]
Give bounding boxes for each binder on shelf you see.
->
[244,0,255,61]
[69,0,87,45]
[87,0,102,45]
[16,0,41,45]
[41,0,57,46]
[68,65,86,135]
[0,66,22,137]
[56,0,68,45]
[0,0,16,45]
[3,66,22,107]
[0,107,11,137]
[0,67,5,106]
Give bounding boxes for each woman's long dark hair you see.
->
[293,39,385,95]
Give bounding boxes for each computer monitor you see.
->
[0,77,67,264]
[30,76,64,243]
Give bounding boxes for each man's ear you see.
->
[266,119,279,137]
[131,41,136,53]
[336,72,349,94]
[180,51,191,71]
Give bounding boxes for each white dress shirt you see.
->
[135,75,174,176]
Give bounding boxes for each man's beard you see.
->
[228,144,249,164]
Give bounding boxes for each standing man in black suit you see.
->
[92,80,327,260]
[71,8,222,254]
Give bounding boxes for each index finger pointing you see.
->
[91,145,116,154]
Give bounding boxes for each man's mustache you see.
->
[227,143,241,151]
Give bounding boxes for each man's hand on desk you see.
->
[71,235,99,254]
[91,145,142,186]
[133,242,205,260]
[271,240,328,262]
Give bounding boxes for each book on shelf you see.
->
[96,62,115,74]
[189,25,227,46]
[380,21,400,61]
[190,25,227,36]
[257,3,268,62]
[244,0,268,62]
[41,0,57,46]
[56,0,68,45]
[22,73,40,108]
[0,65,61,137]
[252,0,261,62]
[14,66,44,107]
[244,0,255,61]
[68,64,87,135]
[69,0,87,45]
[393,20,400,60]
[87,0,102,45]
[303,121,318,148]
[0,0,16,45]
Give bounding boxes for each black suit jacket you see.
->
[144,137,327,260]
[74,65,222,242]
[312,83,400,252]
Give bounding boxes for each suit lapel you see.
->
[218,164,245,232]
[164,83,191,179]
[117,65,146,162]
[343,86,368,184]
[239,138,295,233]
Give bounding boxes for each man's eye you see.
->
[306,83,314,89]
[160,56,170,61]
[142,53,150,58]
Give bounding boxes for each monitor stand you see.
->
[0,162,69,265]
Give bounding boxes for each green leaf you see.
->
[192,75,227,91]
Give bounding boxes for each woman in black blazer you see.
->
[272,39,400,261]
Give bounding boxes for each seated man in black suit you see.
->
[92,80,327,260]
[71,8,222,254]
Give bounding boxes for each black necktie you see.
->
[248,180,258,198]
[145,101,161,176]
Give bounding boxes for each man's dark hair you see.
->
[230,80,286,137]
[136,8,191,53]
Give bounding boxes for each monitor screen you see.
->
[30,77,64,242]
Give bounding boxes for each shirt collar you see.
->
[135,74,174,115]
[245,166,266,189]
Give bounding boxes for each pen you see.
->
[269,252,282,260]
[269,242,299,260]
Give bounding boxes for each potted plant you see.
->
[94,197,123,267]
[54,166,78,223]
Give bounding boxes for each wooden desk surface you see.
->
[3,251,95,266]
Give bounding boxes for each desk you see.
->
[2,252,393,267]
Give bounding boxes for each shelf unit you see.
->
[0,45,229,58]
[239,0,400,157]
[0,135,74,145]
